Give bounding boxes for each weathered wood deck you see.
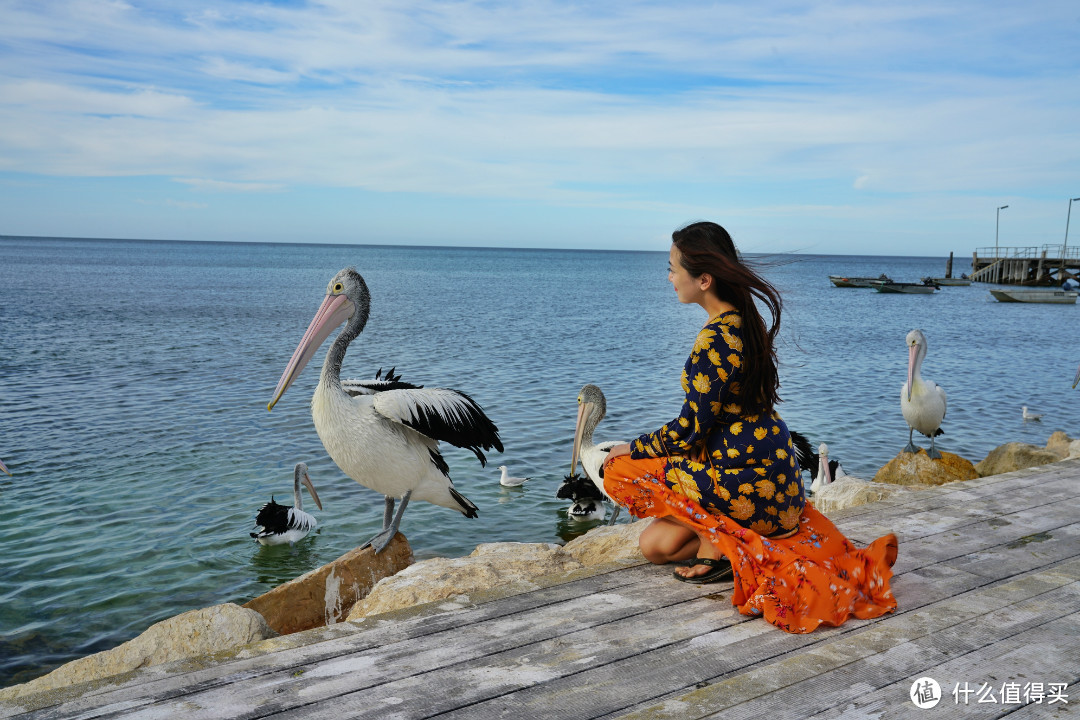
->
[6,459,1080,719]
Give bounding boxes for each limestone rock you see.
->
[1069,440,1080,459]
[0,604,274,701]
[809,475,921,514]
[1045,431,1075,459]
[563,520,647,566]
[975,442,1063,477]
[245,533,413,635]
[872,449,978,486]
[348,541,584,620]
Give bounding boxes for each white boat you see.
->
[990,289,1078,304]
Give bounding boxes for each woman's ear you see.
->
[699,273,713,291]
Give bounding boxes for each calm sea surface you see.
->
[1,236,1077,686]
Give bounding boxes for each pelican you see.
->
[556,474,606,522]
[570,384,625,524]
[268,267,502,553]
[901,329,947,459]
[250,462,323,545]
[809,443,834,496]
[498,465,530,487]
[1022,406,1043,422]
[0,458,9,476]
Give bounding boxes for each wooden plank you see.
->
[610,576,1080,720]
[10,565,660,720]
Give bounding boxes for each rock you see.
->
[1069,440,1080,459]
[347,541,583,620]
[1045,431,1075,459]
[245,533,413,635]
[872,449,979,486]
[809,475,921,514]
[563,520,647,566]
[0,604,274,701]
[975,442,1063,477]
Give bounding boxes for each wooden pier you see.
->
[971,245,1080,286]
[4,459,1080,719]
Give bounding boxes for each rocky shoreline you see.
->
[3,431,1078,706]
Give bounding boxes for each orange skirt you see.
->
[604,456,898,633]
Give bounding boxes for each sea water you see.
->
[1,236,1077,686]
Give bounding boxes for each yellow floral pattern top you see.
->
[630,311,805,536]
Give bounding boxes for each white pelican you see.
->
[0,458,9,476]
[268,267,503,553]
[250,462,323,545]
[570,384,625,524]
[556,474,606,522]
[809,443,834,496]
[1022,406,1043,422]
[901,329,947,459]
[497,465,530,487]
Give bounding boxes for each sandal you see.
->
[672,557,733,584]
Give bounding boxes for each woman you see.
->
[602,221,897,633]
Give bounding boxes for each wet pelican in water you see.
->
[250,462,323,545]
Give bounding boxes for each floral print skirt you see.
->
[604,455,898,634]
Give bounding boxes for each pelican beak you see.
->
[0,458,9,476]
[906,342,918,401]
[823,456,832,486]
[268,293,355,411]
[570,401,593,476]
[1073,364,1080,389]
[301,472,323,511]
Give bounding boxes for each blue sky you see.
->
[1,1,1078,254]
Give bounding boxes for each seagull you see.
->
[1022,406,1043,422]
[570,384,625,524]
[556,474,606,522]
[901,329,947,459]
[250,462,323,546]
[267,267,502,553]
[498,465,530,487]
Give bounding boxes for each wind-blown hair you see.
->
[672,221,783,414]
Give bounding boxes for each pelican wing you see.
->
[372,387,503,464]
[342,377,423,396]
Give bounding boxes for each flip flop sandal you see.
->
[672,557,733,584]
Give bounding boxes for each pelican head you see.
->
[295,462,323,511]
[269,267,370,411]
[571,384,607,476]
[905,329,928,402]
[818,443,832,486]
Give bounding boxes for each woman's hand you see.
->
[603,442,632,468]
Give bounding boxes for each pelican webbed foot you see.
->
[362,491,413,554]
[928,437,943,460]
[903,429,919,455]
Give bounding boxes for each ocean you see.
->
[1,236,1077,687]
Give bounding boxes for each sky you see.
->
[1,1,1078,255]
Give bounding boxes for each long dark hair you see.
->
[672,221,783,414]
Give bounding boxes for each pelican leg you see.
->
[607,504,621,526]
[382,496,395,530]
[928,435,943,460]
[903,428,919,455]
[363,491,413,554]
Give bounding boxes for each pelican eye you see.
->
[333,282,343,293]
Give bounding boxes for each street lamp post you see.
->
[1065,197,1080,256]
[995,205,1008,257]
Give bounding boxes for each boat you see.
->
[926,277,972,286]
[829,273,893,288]
[874,280,938,294]
[989,289,1078,304]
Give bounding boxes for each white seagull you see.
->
[250,462,323,546]
[1022,406,1043,422]
[569,384,625,524]
[498,465,530,487]
[268,268,503,553]
[901,329,948,459]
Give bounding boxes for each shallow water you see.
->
[1,237,1076,686]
